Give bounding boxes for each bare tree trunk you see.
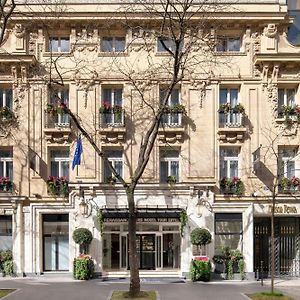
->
[127,188,140,297]
[270,194,275,294]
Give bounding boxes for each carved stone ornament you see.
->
[13,24,26,38]
[251,32,261,53]
[28,32,38,55]
[264,24,277,38]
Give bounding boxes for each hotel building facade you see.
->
[1,0,300,279]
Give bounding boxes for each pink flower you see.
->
[193,256,209,261]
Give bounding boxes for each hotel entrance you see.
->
[102,223,181,271]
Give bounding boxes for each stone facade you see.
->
[0,0,300,278]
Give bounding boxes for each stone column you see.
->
[12,201,24,276]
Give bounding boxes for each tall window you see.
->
[160,149,179,183]
[219,88,242,127]
[215,213,243,254]
[101,87,123,125]
[278,88,296,117]
[50,149,69,178]
[49,87,69,126]
[101,37,125,52]
[220,148,239,179]
[157,37,182,52]
[103,150,123,182]
[216,37,241,52]
[0,149,13,180]
[0,89,13,110]
[0,216,12,250]
[160,88,181,126]
[49,37,70,52]
[279,148,296,178]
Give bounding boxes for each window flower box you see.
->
[0,177,12,192]
[220,176,244,195]
[0,107,14,121]
[279,176,300,193]
[47,176,69,196]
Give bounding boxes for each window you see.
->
[219,88,242,127]
[48,87,70,126]
[50,149,69,178]
[0,149,13,181]
[279,148,296,178]
[157,37,183,52]
[160,149,179,183]
[0,216,12,250]
[0,89,13,110]
[101,87,123,125]
[216,37,241,52]
[160,88,181,126]
[215,213,242,254]
[220,148,239,179]
[278,88,296,118]
[49,37,70,52]
[101,37,125,52]
[103,150,123,182]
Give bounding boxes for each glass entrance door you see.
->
[43,214,69,271]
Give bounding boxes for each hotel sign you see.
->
[105,218,179,223]
[268,205,298,214]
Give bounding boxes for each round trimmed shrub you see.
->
[72,228,93,245]
[190,228,212,246]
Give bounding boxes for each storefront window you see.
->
[0,215,12,250]
[215,213,243,254]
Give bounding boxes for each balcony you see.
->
[218,112,246,143]
[44,112,71,143]
[99,110,126,143]
[159,112,184,143]
[0,178,13,193]
[279,177,300,194]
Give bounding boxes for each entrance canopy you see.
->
[102,206,184,222]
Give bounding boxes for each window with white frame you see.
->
[101,37,125,52]
[0,149,13,181]
[157,37,183,52]
[279,147,296,178]
[216,37,241,52]
[219,87,242,127]
[49,87,70,126]
[160,149,180,183]
[277,88,296,117]
[50,149,69,178]
[49,36,70,52]
[0,88,13,110]
[220,148,239,179]
[160,88,181,126]
[103,150,123,183]
[101,87,123,125]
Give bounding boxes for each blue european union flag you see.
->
[72,137,83,170]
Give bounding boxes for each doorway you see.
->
[43,214,69,271]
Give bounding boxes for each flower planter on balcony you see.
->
[47,176,69,197]
[220,177,244,195]
[279,176,300,193]
[0,177,12,192]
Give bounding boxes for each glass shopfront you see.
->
[43,214,69,271]
[102,222,181,271]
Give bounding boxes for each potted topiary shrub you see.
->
[190,228,212,282]
[72,228,93,254]
[72,228,94,280]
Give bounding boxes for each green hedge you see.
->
[0,250,13,276]
[73,256,94,280]
[190,260,211,282]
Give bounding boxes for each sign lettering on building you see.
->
[105,217,179,223]
[268,205,298,214]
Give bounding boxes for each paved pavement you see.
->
[0,276,299,300]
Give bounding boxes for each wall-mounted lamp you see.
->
[196,189,212,217]
[79,198,90,217]
[78,192,100,218]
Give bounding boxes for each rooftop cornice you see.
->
[0,54,36,64]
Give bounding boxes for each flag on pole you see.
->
[72,136,83,170]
